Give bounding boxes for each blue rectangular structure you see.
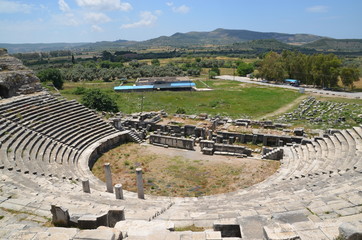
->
[114,81,195,92]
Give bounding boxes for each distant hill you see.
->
[3,29,362,54]
[134,28,324,48]
[227,39,297,51]
[303,38,362,52]
[75,40,137,51]
[0,42,89,53]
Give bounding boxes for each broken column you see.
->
[82,179,91,193]
[104,163,113,193]
[136,168,144,199]
[115,184,124,200]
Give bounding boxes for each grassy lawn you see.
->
[60,80,302,119]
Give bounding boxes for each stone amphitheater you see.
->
[0,50,362,240]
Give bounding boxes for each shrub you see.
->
[81,89,119,113]
[176,107,186,114]
[37,68,64,89]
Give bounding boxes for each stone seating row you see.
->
[279,127,362,180]
[0,94,120,180]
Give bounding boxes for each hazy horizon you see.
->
[0,0,361,44]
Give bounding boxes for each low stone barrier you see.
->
[149,134,195,150]
[200,140,252,156]
[51,205,125,229]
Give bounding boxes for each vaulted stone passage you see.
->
[0,84,9,98]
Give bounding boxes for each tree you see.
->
[37,68,64,89]
[258,51,288,82]
[340,67,360,90]
[81,89,119,112]
[101,50,113,61]
[151,59,160,66]
[236,61,254,76]
[310,53,341,88]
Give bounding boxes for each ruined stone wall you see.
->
[216,131,303,146]
[0,48,42,98]
[149,134,195,150]
[88,132,129,169]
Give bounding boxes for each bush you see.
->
[81,89,119,113]
[176,107,186,114]
[37,68,64,89]
[72,87,88,95]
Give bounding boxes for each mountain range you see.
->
[1,28,361,53]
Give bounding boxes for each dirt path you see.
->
[259,94,308,120]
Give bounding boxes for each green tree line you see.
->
[257,51,360,89]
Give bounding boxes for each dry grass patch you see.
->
[92,143,280,197]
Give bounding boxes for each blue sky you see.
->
[0,0,361,43]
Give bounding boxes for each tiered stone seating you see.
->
[0,93,119,179]
[1,93,361,240]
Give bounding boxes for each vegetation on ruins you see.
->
[276,96,362,129]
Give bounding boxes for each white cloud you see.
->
[306,5,328,13]
[91,24,103,32]
[58,0,70,12]
[84,12,111,24]
[0,0,32,13]
[173,5,189,14]
[121,11,157,29]
[166,2,190,14]
[75,0,132,11]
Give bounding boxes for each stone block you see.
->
[96,213,108,227]
[73,229,115,240]
[50,205,70,227]
[78,215,98,229]
[339,222,362,240]
[107,208,125,227]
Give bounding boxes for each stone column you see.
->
[208,130,213,140]
[115,184,124,200]
[82,179,91,193]
[252,135,258,144]
[104,163,113,193]
[136,168,144,199]
[240,134,245,143]
[263,136,268,146]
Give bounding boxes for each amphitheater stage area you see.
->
[0,92,362,240]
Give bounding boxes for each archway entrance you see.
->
[0,84,10,98]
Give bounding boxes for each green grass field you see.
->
[60,80,302,118]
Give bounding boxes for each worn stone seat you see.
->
[2,97,60,120]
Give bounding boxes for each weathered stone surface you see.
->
[339,222,362,240]
[272,211,309,224]
[0,49,42,98]
[50,205,70,227]
[78,215,98,229]
[73,229,115,240]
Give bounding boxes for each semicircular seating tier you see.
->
[0,93,361,240]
